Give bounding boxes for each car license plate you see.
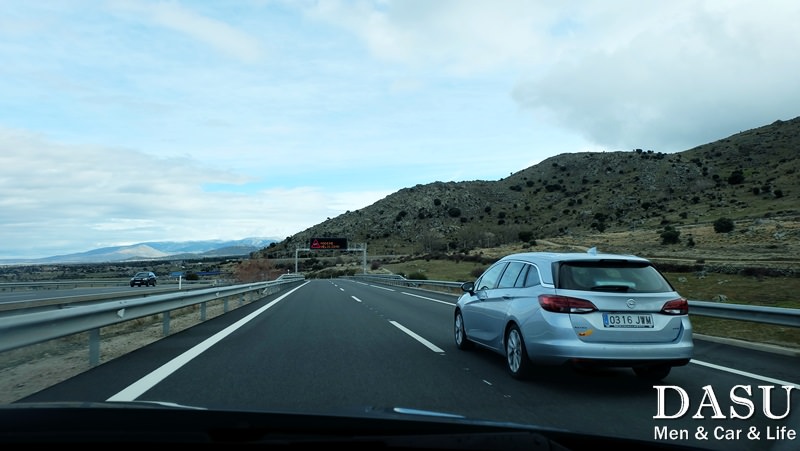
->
[602,313,654,328]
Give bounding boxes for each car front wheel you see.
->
[454,310,473,350]
[505,325,532,380]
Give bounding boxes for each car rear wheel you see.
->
[454,310,473,350]
[633,364,671,381]
[505,325,532,380]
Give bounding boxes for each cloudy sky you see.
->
[2,0,798,260]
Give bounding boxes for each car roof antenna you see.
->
[587,246,597,255]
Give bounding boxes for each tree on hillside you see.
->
[713,217,735,233]
[518,230,535,243]
[727,170,745,185]
[660,226,681,245]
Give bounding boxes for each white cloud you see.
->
[0,128,389,258]
[303,0,800,151]
[109,0,265,63]
[510,0,800,151]
[0,0,797,259]
[304,0,555,74]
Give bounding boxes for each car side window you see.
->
[497,262,526,289]
[521,264,541,287]
[475,262,507,291]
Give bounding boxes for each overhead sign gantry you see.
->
[295,238,366,273]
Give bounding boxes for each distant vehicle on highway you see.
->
[130,271,157,287]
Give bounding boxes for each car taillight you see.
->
[661,298,689,315]
[538,295,597,314]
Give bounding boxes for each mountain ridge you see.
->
[0,238,278,265]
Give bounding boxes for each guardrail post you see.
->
[200,302,207,321]
[162,311,171,336]
[89,328,100,367]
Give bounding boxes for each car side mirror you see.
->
[460,281,475,295]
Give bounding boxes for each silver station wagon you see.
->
[454,250,694,381]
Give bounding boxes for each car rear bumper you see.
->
[568,357,692,368]
[524,335,694,366]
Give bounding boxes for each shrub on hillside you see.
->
[660,226,681,245]
[713,217,735,233]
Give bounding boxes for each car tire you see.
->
[505,325,532,380]
[633,364,671,381]
[454,310,473,350]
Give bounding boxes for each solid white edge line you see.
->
[106,282,309,402]
[690,359,800,389]
[401,291,455,306]
[370,284,395,291]
[389,320,444,353]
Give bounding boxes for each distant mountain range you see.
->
[1,238,277,265]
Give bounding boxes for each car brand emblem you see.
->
[626,299,636,309]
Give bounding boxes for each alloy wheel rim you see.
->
[507,330,521,372]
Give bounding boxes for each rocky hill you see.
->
[255,117,800,267]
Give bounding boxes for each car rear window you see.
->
[557,260,673,293]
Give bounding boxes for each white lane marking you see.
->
[106,282,309,402]
[401,291,455,306]
[691,359,800,389]
[370,284,395,291]
[351,296,362,303]
[389,320,444,353]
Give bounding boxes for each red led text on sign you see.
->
[309,238,347,250]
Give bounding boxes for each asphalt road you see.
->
[17,279,800,450]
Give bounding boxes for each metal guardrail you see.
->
[687,300,800,328]
[0,280,135,291]
[2,274,798,371]
[351,274,800,328]
[0,278,306,365]
[0,279,228,292]
[0,284,218,313]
